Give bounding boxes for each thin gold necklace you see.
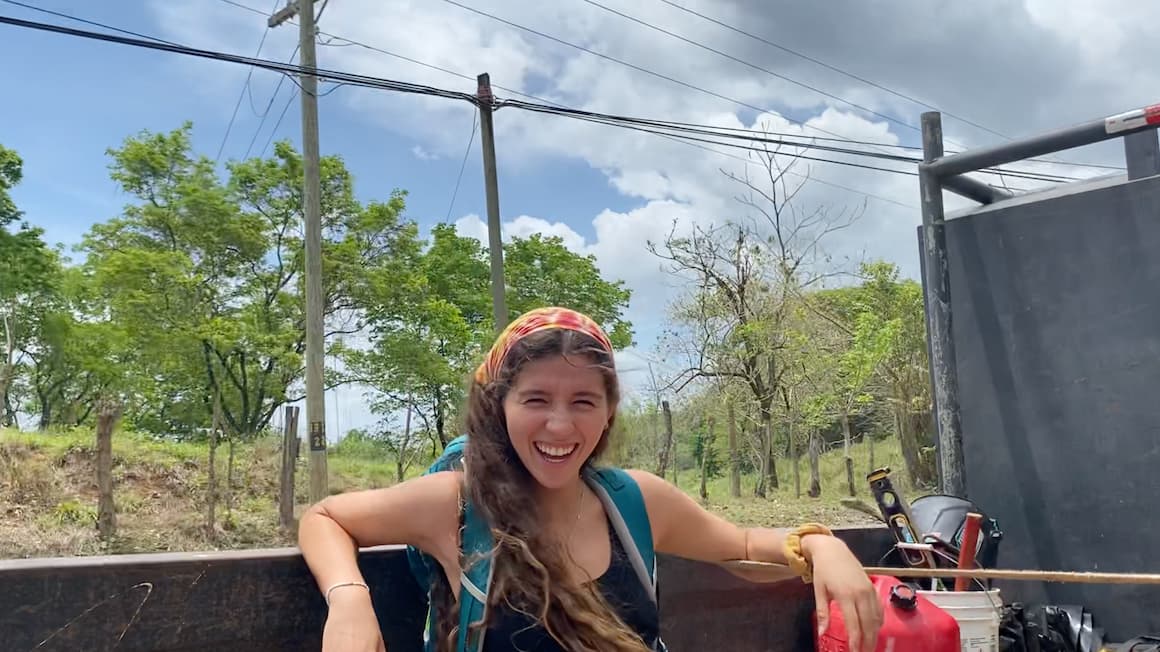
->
[568,484,585,540]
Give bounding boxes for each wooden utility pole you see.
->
[269,0,328,503]
[476,73,508,332]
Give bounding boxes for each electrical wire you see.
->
[445,114,479,221]
[216,0,282,163]
[243,44,301,160]
[0,14,480,104]
[440,0,1096,183]
[650,0,1124,172]
[260,87,299,157]
[0,0,176,44]
[595,116,1126,171]
[0,10,1086,191]
[501,99,1081,184]
[437,0,915,159]
[0,10,902,185]
[504,98,925,165]
[578,0,924,137]
[215,0,1115,180]
[217,0,483,88]
[209,2,927,205]
[513,101,920,177]
[653,0,1006,143]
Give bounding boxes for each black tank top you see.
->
[481,517,660,650]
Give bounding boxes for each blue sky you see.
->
[1,1,636,254]
[1,0,670,435]
[3,0,1155,437]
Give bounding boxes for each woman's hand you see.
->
[805,535,882,652]
[321,589,387,652]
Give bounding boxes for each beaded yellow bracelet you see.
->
[783,523,834,584]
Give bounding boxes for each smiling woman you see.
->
[297,306,882,652]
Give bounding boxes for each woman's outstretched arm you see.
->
[627,469,882,652]
[297,470,461,652]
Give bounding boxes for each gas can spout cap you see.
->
[889,584,918,611]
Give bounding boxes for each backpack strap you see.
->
[585,467,669,651]
[583,467,657,603]
[421,456,662,652]
[455,496,494,652]
[411,435,470,652]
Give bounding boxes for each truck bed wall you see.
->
[1,526,893,651]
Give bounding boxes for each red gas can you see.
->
[815,575,960,652]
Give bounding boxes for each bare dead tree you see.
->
[649,136,863,498]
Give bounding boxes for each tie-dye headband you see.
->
[474,306,614,385]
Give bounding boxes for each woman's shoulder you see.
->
[589,467,681,512]
[621,468,672,493]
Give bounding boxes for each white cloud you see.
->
[411,145,438,161]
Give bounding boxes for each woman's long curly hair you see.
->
[427,327,654,652]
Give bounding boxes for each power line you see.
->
[243,44,300,160]
[223,0,577,114]
[216,0,282,163]
[440,0,1102,182]
[212,3,927,206]
[0,9,913,213]
[0,0,175,44]
[577,0,924,137]
[571,112,1125,172]
[651,0,1121,172]
[207,1,962,200]
[260,87,299,157]
[445,113,479,221]
[437,0,912,158]
[510,101,920,177]
[652,0,1008,142]
[0,14,479,103]
[215,0,1116,179]
[501,99,1080,184]
[218,0,481,86]
[0,11,1080,193]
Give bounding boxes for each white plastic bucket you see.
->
[917,589,1002,652]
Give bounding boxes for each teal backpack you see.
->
[405,434,666,652]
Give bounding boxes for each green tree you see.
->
[807,261,936,489]
[18,266,129,429]
[504,233,633,348]
[351,225,634,448]
[347,223,485,447]
[0,144,56,426]
[82,123,262,436]
[81,125,416,441]
[847,261,935,487]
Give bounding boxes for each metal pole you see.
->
[918,112,966,497]
[941,175,1013,205]
[929,102,1160,178]
[476,73,508,332]
[270,0,327,503]
[1124,130,1160,180]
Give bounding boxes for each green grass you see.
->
[666,436,910,527]
[0,427,907,559]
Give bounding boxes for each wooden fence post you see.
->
[279,405,301,531]
[95,400,122,542]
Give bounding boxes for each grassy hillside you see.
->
[0,427,907,559]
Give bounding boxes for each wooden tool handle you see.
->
[722,560,1160,586]
[955,512,984,591]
